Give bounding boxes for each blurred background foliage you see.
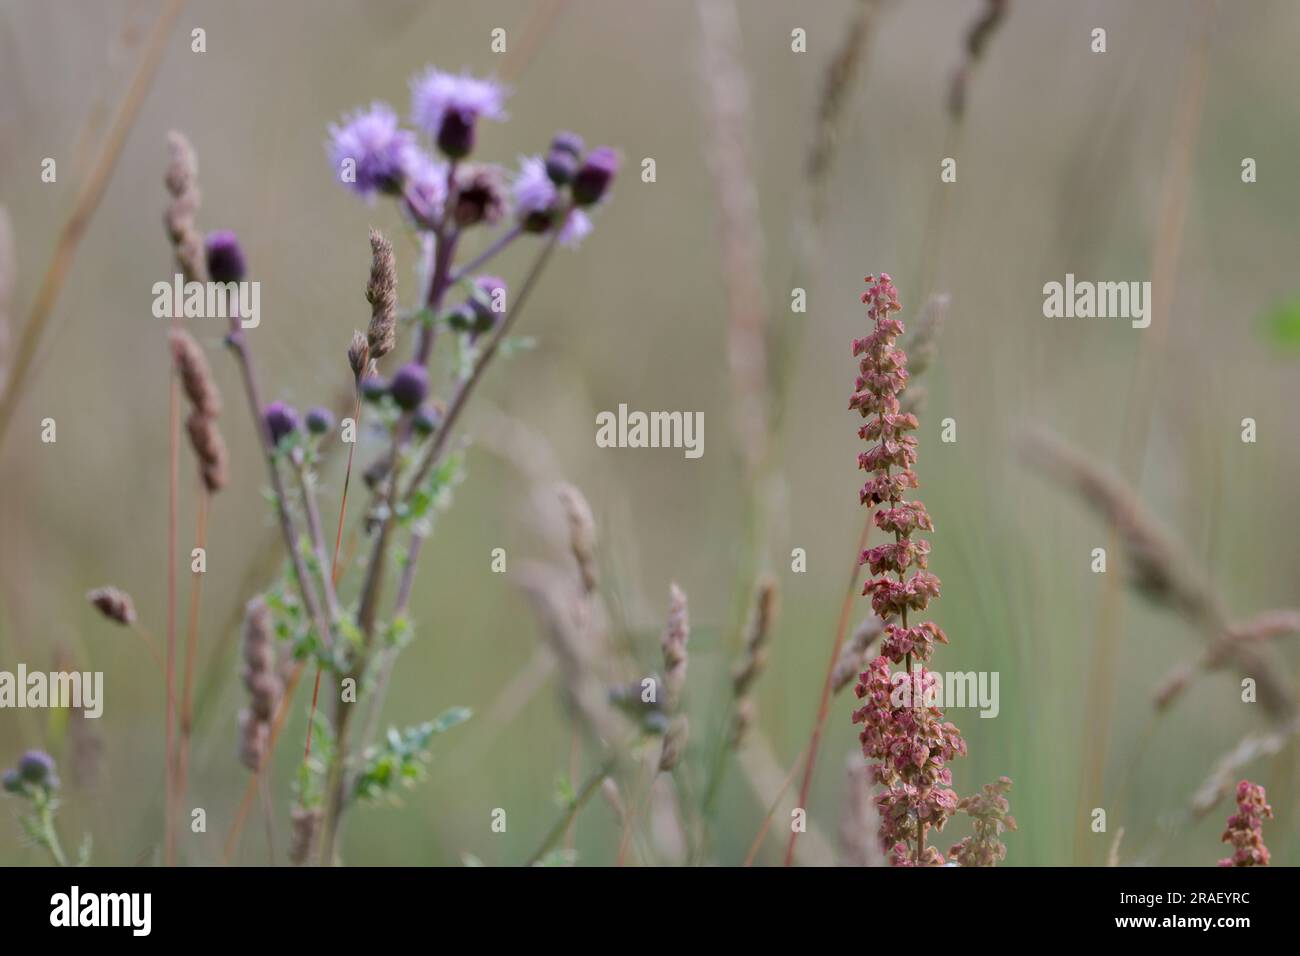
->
[0,0,1297,866]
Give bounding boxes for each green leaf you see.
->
[1262,297,1300,351]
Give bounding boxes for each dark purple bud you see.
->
[438,109,475,160]
[468,275,507,334]
[306,406,334,436]
[545,133,584,185]
[447,303,475,333]
[17,750,56,786]
[413,404,442,437]
[360,375,389,403]
[2,769,21,794]
[389,363,429,412]
[571,147,619,206]
[206,230,247,283]
[263,401,300,447]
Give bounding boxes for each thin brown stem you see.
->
[785,517,872,866]
[164,364,179,867]
[0,0,183,454]
[175,487,209,848]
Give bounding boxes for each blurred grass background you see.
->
[1,0,1297,866]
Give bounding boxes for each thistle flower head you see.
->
[571,146,619,206]
[389,362,429,411]
[205,229,246,284]
[401,148,450,227]
[1219,779,1272,866]
[513,155,593,247]
[452,164,508,228]
[545,132,584,185]
[87,586,136,626]
[17,750,57,787]
[264,400,300,447]
[327,102,417,199]
[306,406,334,436]
[410,68,508,158]
[360,375,388,403]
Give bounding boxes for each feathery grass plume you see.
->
[730,575,778,747]
[556,482,598,596]
[347,330,370,383]
[289,806,322,866]
[1191,718,1300,818]
[658,584,690,772]
[831,617,884,695]
[170,328,228,492]
[948,0,1010,120]
[806,0,880,215]
[1021,428,1295,716]
[696,0,770,477]
[364,228,397,360]
[1021,428,1217,624]
[163,131,208,284]
[238,597,281,771]
[1218,780,1272,866]
[661,583,689,712]
[948,777,1016,866]
[168,328,221,417]
[849,274,1011,866]
[839,753,885,867]
[87,586,136,626]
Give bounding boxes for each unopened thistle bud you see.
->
[306,406,334,436]
[571,146,619,206]
[545,131,584,185]
[205,229,247,284]
[263,400,300,447]
[389,362,429,411]
[360,375,388,403]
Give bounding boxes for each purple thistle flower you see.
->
[17,750,56,787]
[263,400,300,447]
[389,363,429,411]
[206,230,246,283]
[571,146,619,206]
[305,406,335,436]
[327,102,417,199]
[514,155,560,232]
[466,275,507,334]
[410,67,508,159]
[512,156,594,248]
[1,768,20,794]
[401,148,449,228]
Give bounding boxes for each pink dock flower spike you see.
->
[848,274,1011,867]
[1218,779,1272,867]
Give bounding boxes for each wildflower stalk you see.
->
[525,753,618,866]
